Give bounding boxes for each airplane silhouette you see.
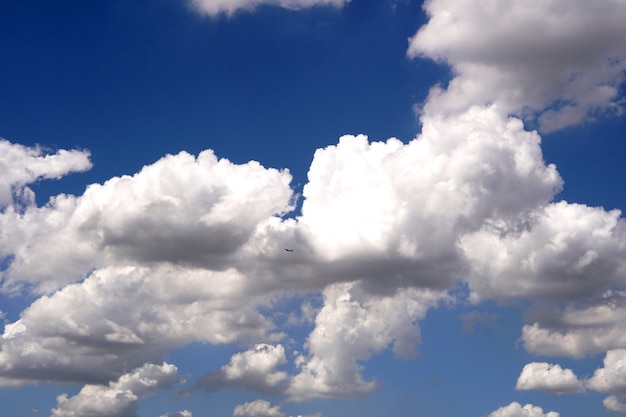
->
[284,249,294,252]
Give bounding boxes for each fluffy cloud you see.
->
[586,349,626,394]
[286,282,445,400]
[50,362,180,417]
[487,402,560,417]
[521,291,626,358]
[0,139,91,209]
[603,395,626,413]
[515,362,584,394]
[189,0,348,17]
[0,149,293,293]
[195,344,289,393]
[408,0,626,130]
[233,399,286,417]
[0,265,278,385]
[299,106,561,293]
[462,202,626,302]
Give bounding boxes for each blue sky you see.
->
[1,1,626,416]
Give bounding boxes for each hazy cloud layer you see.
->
[408,0,626,130]
[189,0,348,16]
[515,362,584,394]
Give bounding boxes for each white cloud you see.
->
[0,149,293,293]
[50,362,180,417]
[0,265,278,385]
[586,349,626,394]
[286,282,446,400]
[462,202,626,302]
[0,139,91,209]
[515,362,584,394]
[521,291,626,358]
[195,344,289,393]
[233,399,286,417]
[408,0,626,130]
[487,402,560,417]
[189,0,348,17]
[603,395,626,413]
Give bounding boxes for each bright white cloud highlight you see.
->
[487,402,560,417]
[515,362,584,394]
[50,362,180,417]
[408,0,626,130]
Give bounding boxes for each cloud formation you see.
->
[515,362,584,394]
[50,362,180,417]
[0,139,91,209]
[408,0,626,130]
[233,399,286,417]
[586,349,626,394]
[487,402,560,417]
[189,0,348,17]
[195,344,289,394]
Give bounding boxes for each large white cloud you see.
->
[0,265,279,385]
[515,362,584,394]
[487,402,560,417]
[189,0,348,17]
[408,0,626,130]
[0,139,91,209]
[50,362,180,417]
[0,149,294,293]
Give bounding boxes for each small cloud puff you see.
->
[515,362,584,394]
[487,402,560,417]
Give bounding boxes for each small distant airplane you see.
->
[284,249,294,252]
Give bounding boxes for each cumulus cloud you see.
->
[603,395,626,413]
[286,282,445,400]
[408,0,626,130]
[195,344,289,393]
[50,362,180,417]
[0,265,278,385]
[233,399,286,417]
[0,149,293,293]
[515,362,584,394]
[521,291,626,358]
[189,0,348,17]
[487,402,560,417]
[0,139,91,209]
[462,202,626,302]
[586,349,626,394]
